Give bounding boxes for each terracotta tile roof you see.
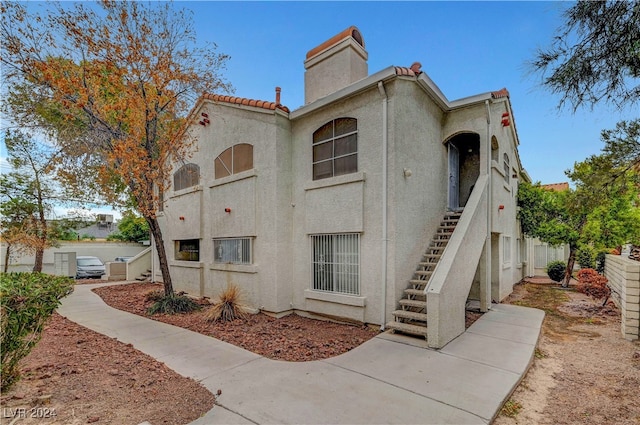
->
[491,88,510,99]
[306,26,364,60]
[202,93,290,113]
[394,62,423,77]
[541,182,569,192]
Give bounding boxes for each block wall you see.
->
[605,255,640,341]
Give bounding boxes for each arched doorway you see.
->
[446,133,480,211]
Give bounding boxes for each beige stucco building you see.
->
[154,27,529,348]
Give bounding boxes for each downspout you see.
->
[483,100,492,312]
[378,81,389,330]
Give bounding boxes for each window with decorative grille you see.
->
[213,238,252,265]
[311,233,360,295]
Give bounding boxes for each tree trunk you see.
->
[563,245,577,288]
[33,170,47,273]
[33,247,44,273]
[4,243,11,273]
[146,216,174,296]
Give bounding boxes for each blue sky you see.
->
[183,1,637,185]
[2,1,638,219]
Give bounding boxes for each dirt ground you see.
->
[0,312,216,425]
[495,278,640,425]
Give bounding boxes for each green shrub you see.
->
[147,294,201,315]
[0,272,74,391]
[576,245,596,269]
[546,260,566,282]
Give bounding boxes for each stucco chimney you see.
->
[304,26,368,104]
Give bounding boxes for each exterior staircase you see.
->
[385,211,462,338]
[135,269,152,282]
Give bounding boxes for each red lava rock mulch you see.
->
[92,282,381,362]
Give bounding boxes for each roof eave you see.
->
[290,66,398,120]
[292,66,505,119]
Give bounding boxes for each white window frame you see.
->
[213,237,252,265]
[503,235,512,267]
[311,233,360,295]
[503,153,510,184]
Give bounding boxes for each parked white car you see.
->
[76,256,106,279]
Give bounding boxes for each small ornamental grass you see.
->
[205,284,250,323]
[145,289,164,303]
[1,272,74,391]
[147,292,201,315]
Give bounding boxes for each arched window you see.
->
[312,118,357,180]
[503,153,510,183]
[173,163,200,191]
[215,144,254,179]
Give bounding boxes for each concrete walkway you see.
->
[57,283,545,425]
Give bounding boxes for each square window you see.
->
[175,239,199,261]
[334,134,357,157]
[313,141,333,162]
[503,235,511,265]
[214,238,252,265]
[312,160,333,180]
[334,154,357,177]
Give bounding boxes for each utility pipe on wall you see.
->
[483,100,492,312]
[378,81,389,330]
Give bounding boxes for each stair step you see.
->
[418,261,437,267]
[404,288,426,297]
[392,309,428,322]
[409,278,428,284]
[415,270,433,277]
[399,299,427,309]
[385,321,428,337]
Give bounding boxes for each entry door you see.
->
[448,144,460,210]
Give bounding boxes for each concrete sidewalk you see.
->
[57,283,544,425]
